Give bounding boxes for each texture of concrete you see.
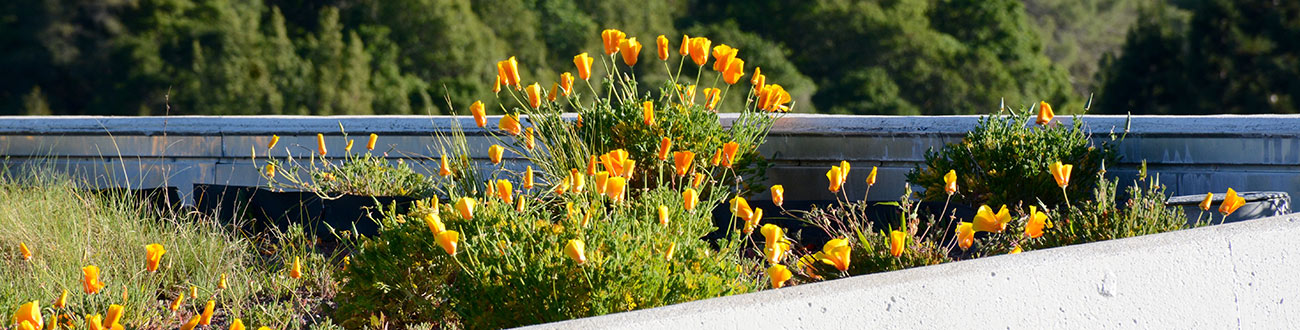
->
[519,213,1300,329]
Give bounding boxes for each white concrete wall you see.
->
[518,213,1300,329]
[0,114,1297,204]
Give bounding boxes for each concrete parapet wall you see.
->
[519,213,1300,329]
[0,114,1297,204]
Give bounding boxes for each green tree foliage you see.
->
[1097,0,1300,114]
[1023,0,1144,97]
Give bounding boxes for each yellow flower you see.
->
[702,88,721,111]
[770,185,785,208]
[763,240,787,264]
[756,84,791,112]
[1025,205,1048,239]
[605,177,627,203]
[199,300,215,325]
[456,197,476,220]
[656,138,673,162]
[767,264,793,289]
[744,208,764,235]
[723,58,746,85]
[692,172,706,187]
[586,155,599,176]
[180,315,200,330]
[616,37,642,65]
[470,100,486,128]
[437,230,459,255]
[499,115,522,136]
[593,171,609,195]
[524,127,536,150]
[751,67,765,88]
[655,35,670,60]
[82,265,105,294]
[496,180,513,203]
[890,230,909,257]
[366,133,378,151]
[104,304,124,329]
[439,154,453,177]
[264,163,275,179]
[218,273,227,290]
[760,224,783,250]
[644,101,655,126]
[190,286,198,299]
[601,29,626,55]
[1049,161,1072,188]
[720,141,739,168]
[730,196,753,221]
[682,188,698,211]
[866,166,878,186]
[1010,245,1023,254]
[525,83,543,109]
[1199,192,1214,211]
[565,239,587,265]
[230,319,246,330]
[679,35,691,56]
[709,148,722,166]
[657,205,670,225]
[496,56,520,88]
[289,257,301,279]
[672,151,694,176]
[144,243,165,272]
[54,290,67,309]
[316,133,327,156]
[488,144,504,164]
[424,212,445,235]
[559,72,574,96]
[19,242,31,261]
[956,222,975,250]
[665,242,676,261]
[973,205,1012,233]
[570,168,587,193]
[944,170,958,195]
[818,238,851,271]
[688,37,711,66]
[493,75,502,93]
[711,44,738,73]
[826,166,844,193]
[548,82,559,102]
[169,292,184,311]
[16,301,41,330]
[1037,101,1055,125]
[574,53,594,80]
[523,166,535,189]
[1220,188,1246,216]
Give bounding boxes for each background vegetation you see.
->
[3,0,1294,116]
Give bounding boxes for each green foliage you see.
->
[907,106,1119,208]
[1097,0,1300,114]
[1029,165,1190,249]
[1023,0,1144,97]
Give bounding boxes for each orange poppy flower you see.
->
[366,133,378,151]
[601,29,626,55]
[574,53,594,80]
[559,72,574,96]
[673,151,694,176]
[768,264,793,288]
[456,197,476,220]
[723,58,746,85]
[470,100,486,128]
[956,222,975,250]
[711,44,738,72]
[720,141,739,168]
[82,265,105,294]
[818,238,851,271]
[973,205,1012,233]
[315,133,327,156]
[889,230,906,257]
[619,37,643,66]
[643,101,655,126]
[679,35,690,56]
[702,88,721,111]
[1037,101,1055,125]
[682,188,698,211]
[499,115,522,136]
[657,205,670,225]
[488,144,504,164]
[1049,161,1072,188]
[565,239,587,265]
[1025,205,1048,238]
[1199,192,1214,211]
[656,35,670,60]
[1219,188,1246,216]
[525,83,543,108]
[144,244,165,272]
[688,37,711,66]
[770,185,784,207]
[437,230,459,255]
[944,170,958,195]
[657,137,672,161]
[439,154,453,177]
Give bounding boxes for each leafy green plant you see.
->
[907,104,1119,208]
[263,133,431,198]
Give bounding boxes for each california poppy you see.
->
[144,244,165,272]
[489,144,504,164]
[199,300,215,325]
[826,166,844,193]
[657,205,669,225]
[1050,161,1072,188]
[574,53,594,80]
[496,179,513,203]
[702,88,721,111]
[720,141,739,168]
[688,37,711,66]
[889,230,907,257]
[973,205,1012,233]
[15,301,41,330]
[818,239,851,271]
[1025,205,1048,238]
[768,264,793,288]
[82,265,105,294]
[439,154,453,177]
[730,196,754,221]
[866,166,878,186]
[1199,192,1214,211]
[1220,188,1246,216]
[770,185,785,207]
[559,72,574,96]
[437,231,459,255]
[1037,101,1055,125]
[679,35,690,56]
[316,133,327,156]
[619,37,643,66]
[289,257,301,279]
[656,138,672,161]
[525,83,543,108]
[366,133,378,151]
[180,315,200,330]
[723,58,746,85]
[673,151,694,176]
[456,197,476,220]
[682,188,698,211]
[711,44,738,73]
[19,242,31,261]
[565,239,587,264]
[643,101,655,126]
[499,115,522,136]
[601,29,626,55]
[605,177,627,203]
[944,170,958,195]
[470,101,486,127]
[656,35,670,61]
[54,290,67,309]
[956,222,975,250]
[524,127,536,150]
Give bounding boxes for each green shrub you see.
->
[1028,164,1189,249]
[907,105,1119,208]
[263,135,431,198]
